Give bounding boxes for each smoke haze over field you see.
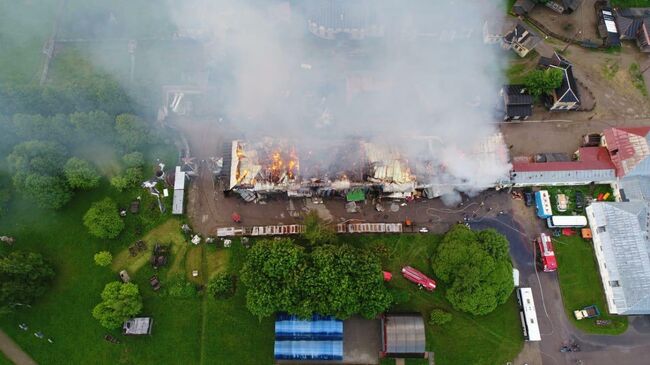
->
[168,0,512,198]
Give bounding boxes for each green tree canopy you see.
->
[6,140,72,208]
[110,167,143,192]
[524,68,564,98]
[94,251,113,267]
[122,151,145,168]
[115,114,149,151]
[0,251,55,315]
[241,239,391,320]
[432,225,514,315]
[83,198,124,239]
[64,157,100,190]
[303,210,336,246]
[92,282,143,329]
[69,110,116,143]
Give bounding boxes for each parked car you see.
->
[575,191,585,210]
[574,305,600,320]
[524,191,534,207]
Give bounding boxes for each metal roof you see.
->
[620,176,650,201]
[603,127,650,177]
[587,202,650,315]
[381,314,425,355]
[174,166,186,190]
[172,190,184,215]
[123,317,153,335]
[274,314,343,361]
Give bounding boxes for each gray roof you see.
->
[588,202,650,315]
[511,169,616,185]
[173,189,184,215]
[381,315,425,355]
[512,0,536,15]
[620,175,650,202]
[123,317,153,335]
[504,23,542,50]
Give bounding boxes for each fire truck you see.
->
[537,233,557,272]
[401,266,436,291]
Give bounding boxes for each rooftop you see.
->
[602,127,650,177]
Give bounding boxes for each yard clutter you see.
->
[151,243,169,269]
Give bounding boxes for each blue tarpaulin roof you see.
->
[274,314,343,361]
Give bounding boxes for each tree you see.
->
[303,210,336,246]
[83,198,124,239]
[432,225,514,316]
[122,152,145,168]
[207,273,235,299]
[524,68,564,98]
[94,251,113,267]
[429,309,453,325]
[0,251,55,314]
[241,239,306,319]
[69,110,116,143]
[115,114,149,151]
[92,282,143,329]
[110,167,142,192]
[64,157,100,190]
[7,140,72,209]
[241,239,391,320]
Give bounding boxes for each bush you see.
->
[166,275,197,299]
[429,309,453,326]
[110,167,143,192]
[92,282,143,329]
[94,251,113,267]
[207,273,235,299]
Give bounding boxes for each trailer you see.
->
[517,287,541,341]
[535,190,552,218]
[401,266,436,291]
[546,215,588,228]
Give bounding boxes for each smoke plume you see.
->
[165,0,512,199]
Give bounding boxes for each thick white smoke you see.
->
[170,0,512,198]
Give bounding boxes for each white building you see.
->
[586,201,650,315]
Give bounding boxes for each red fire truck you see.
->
[537,233,557,272]
[401,266,436,291]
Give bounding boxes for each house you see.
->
[615,8,650,53]
[601,127,650,177]
[500,85,534,121]
[597,7,621,47]
[274,314,343,361]
[586,201,650,315]
[123,317,153,335]
[503,22,542,57]
[539,52,581,111]
[510,147,617,186]
[380,314,426,359]
[512,0,582,15]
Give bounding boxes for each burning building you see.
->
[222,133,510,202]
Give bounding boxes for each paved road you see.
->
[471,210,650,365]
[0,329,37,365]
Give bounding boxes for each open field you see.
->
[553,235,628,335]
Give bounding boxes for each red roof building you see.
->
[602,127,650,177]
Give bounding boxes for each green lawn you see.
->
[610,0,650,6]
[544,185,614,216]
[348,234,524,365]
[553,235,628,335]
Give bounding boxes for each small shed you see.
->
[123,317,153,335]
[381,314,426,358]
[581,228,592,239]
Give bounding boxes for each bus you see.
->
[537,233,557,272]
[535,190,552,218]
[546,215,588,228]
[517,287,541,341]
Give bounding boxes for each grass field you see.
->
[553,235,628,335]
[610,0,650,6]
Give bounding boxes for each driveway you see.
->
[471,204,650,365]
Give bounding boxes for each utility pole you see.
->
[562,29,582,53]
